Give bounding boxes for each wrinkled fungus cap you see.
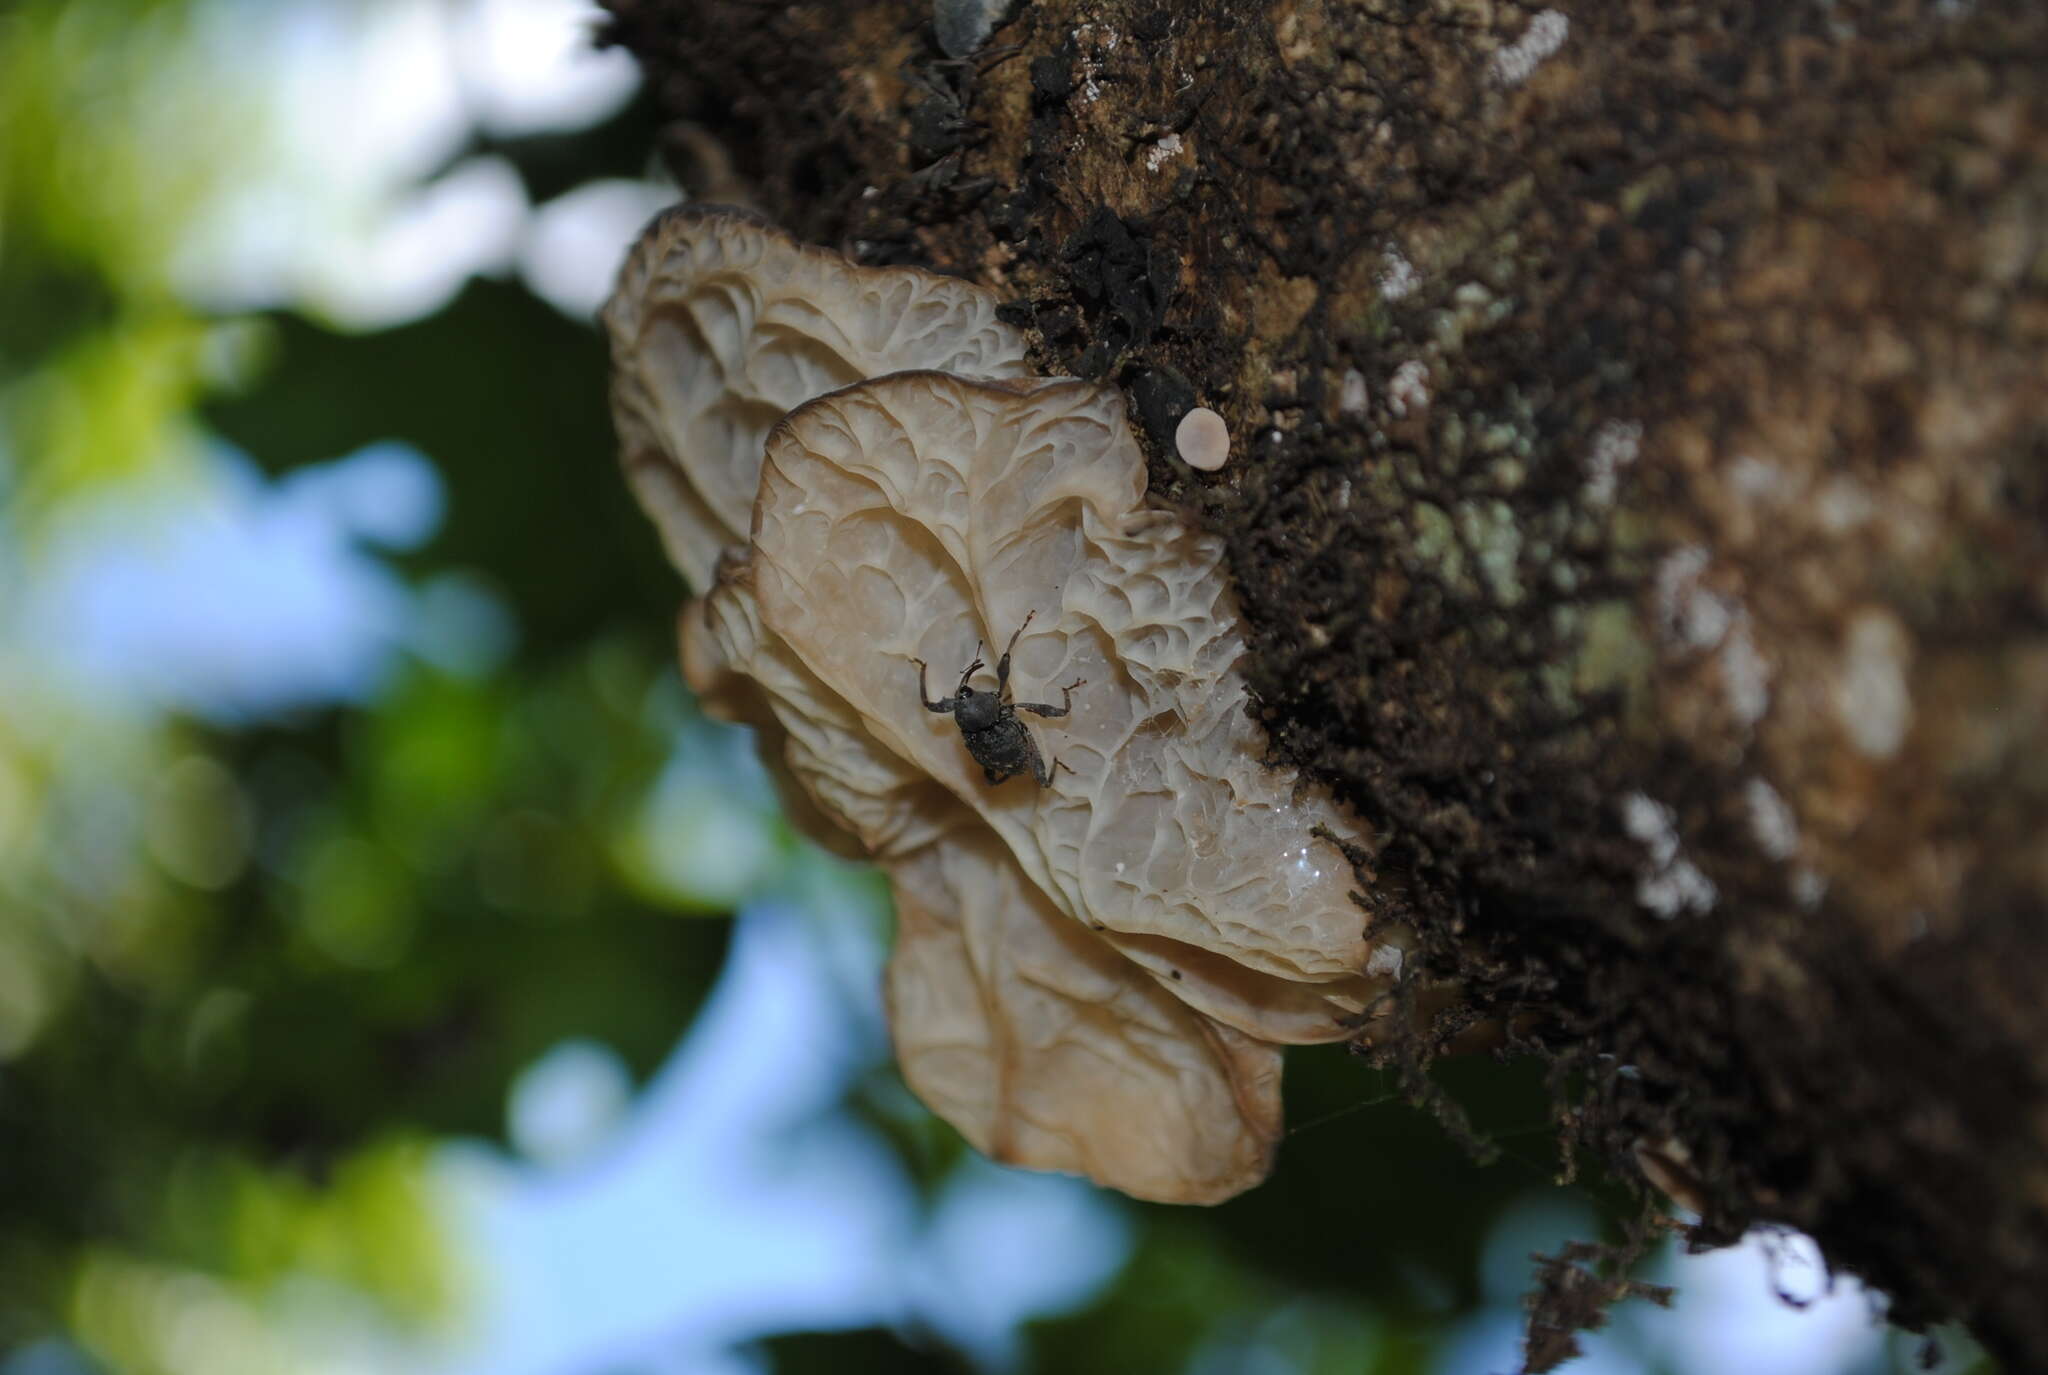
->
[753,374,1377,1005]
[603,206,1031,590]
[607,207,1399,1203]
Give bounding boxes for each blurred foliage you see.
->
[0,2,1990,1374]
[0,0,734,1364]
[205,275,677,656]
[0,0,243,519]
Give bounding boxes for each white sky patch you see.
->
[451,0,640,137]
[1438,1202,1896,1374]
[430,901,1131,1375]
[1582,419,1642,506]
[311,155,531,329]
[1433,1196,1634,1373]
[1626,1229,1889,1375]
[1144,132,1184,172]
[1378,247,1420,301]
[520,177,678,317]
[1622,792,1717,918]
[908,1160,1133,1368]
[282,0,473,201]
[175,0,641,329]
[507,1040,635,1169]
[174,0,469,317]
[1742,778,1799,861]
[629,720,785,910]
[1388,360,1431,417]
[1490,9,1570,87]
[1837,608,1914,758]
[15,443,440,724]
[429,902,913,1375]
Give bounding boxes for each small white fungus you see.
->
[1176,407,1231,470]
[1145,132,1185,172]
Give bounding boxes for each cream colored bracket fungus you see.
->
[604,207,1403,1204]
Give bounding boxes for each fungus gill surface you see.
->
[606,207,1396,1203]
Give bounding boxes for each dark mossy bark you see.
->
[598,0,2048,1365]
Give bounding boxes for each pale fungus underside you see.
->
[605,207,1395,1203]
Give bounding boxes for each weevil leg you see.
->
[1023,731,1075,788]
[911,658,955,714]
[994,610,1035,699]
[1018,677,1086,720]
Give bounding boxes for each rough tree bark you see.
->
[597,0,2048,1366]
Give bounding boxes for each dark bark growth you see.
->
[598,0,2048,1365]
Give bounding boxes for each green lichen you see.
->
[1412,501,1465,586]
[1458,498,1524,606]
[1568,598,1656,723]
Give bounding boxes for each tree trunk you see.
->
[597,0,2048,1364]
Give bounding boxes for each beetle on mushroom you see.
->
[606,207,1402,1204]
[913,611,1085,786]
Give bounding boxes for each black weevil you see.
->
[912,611,1084,787]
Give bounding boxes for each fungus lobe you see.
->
[606,207,1399,1203]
